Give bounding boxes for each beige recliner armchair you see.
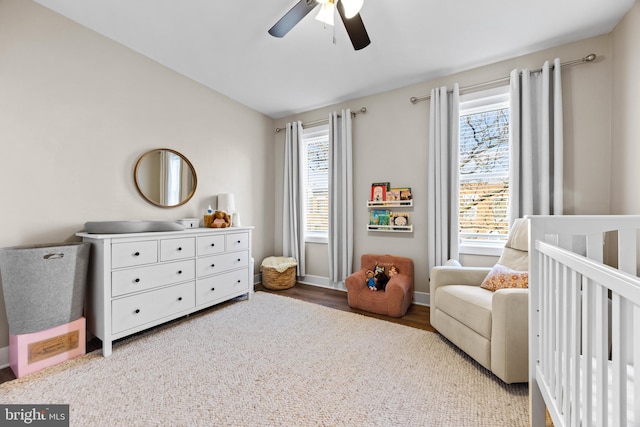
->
[429,218,529,384]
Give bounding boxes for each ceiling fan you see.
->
[268,0,371,51]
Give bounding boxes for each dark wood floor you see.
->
[0,283,434,384]
[257,283,434,332]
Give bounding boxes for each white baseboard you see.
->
[0,345,9,369]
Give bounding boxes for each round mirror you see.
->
[134,149,197,208]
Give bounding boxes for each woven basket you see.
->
[262,265,296,290]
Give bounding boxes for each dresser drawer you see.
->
[196,268,248,306]
[112,282,195,334]
[111,260,195,297]
[197,234,225,256]
[226,232,249,252]
[197,251,249,277]
[160,237,195,261]
[112,240,158,269]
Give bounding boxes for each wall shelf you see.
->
[367,197,413,233]
[367,224,413,232]
[367,200,413,208]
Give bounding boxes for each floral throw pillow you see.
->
[480,263,529,291]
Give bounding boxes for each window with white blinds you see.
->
[458,87,510,251]
[302,124,329,242]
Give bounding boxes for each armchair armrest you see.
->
[491,288,529,383]
[384,273,413,317]
[429,266,491,317]
[430,266,491,293]
[385,273,412,297]
[345,269,368,293]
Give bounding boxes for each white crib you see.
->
[529,215,640,427]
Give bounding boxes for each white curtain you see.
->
[283,121,305,276]
[427,85,460,275]
[509,59,563,218]
[328,109,354,284]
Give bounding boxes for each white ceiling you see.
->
[34,0,635,119]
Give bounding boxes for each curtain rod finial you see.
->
[585,53,596,63]
[410,97,418,104]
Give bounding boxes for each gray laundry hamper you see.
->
[0,242,90,335]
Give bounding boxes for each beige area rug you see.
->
[1,292,528,426]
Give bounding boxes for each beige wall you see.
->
[611,0,640,214]
[274,34,615,299]
[0,0,275,349]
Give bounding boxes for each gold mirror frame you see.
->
[133,148,197,208]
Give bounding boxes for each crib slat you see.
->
[569,270,581,427]
[595,282,608,427]
[554,259,562,401]
[612,294,627,427]
[582,277,593,427]
[561,265,570,418]
[544,254,553,382]
[617,229,637,275]
[634,304,640,427]
[585,233,603,264]
[632,305,640,425]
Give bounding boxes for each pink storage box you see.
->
[10,317,86,378]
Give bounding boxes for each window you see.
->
[458,86,510,254]
[302,124,330,243]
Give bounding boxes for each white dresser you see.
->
[76,227,253,356]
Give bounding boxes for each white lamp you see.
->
[315,1,335,26]
[340,0,364,19]
[217,194,235,214]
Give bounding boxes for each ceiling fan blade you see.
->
[268,0,319,38]
[336,0,370,50]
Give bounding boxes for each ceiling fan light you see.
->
[341,0,363,19]
[315,2,335,26]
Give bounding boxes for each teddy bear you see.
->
[204,210,231,228]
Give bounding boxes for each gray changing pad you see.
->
[84,221,185,234]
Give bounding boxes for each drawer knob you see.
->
[134,251,140,257]
[211,263,215,268]
[177,247,182,251]
[134,278,141,283]
[177,270,183,275]
[134,309,140,314]
[177,297,183,301]
[210,243,215,247]
[237,280,241,283]
[237,240,241,244]
[210,287,215,291]
[237,258,241,262]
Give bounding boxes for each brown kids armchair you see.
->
[345,254,414,317]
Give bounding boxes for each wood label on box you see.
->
[28,330,80,364]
